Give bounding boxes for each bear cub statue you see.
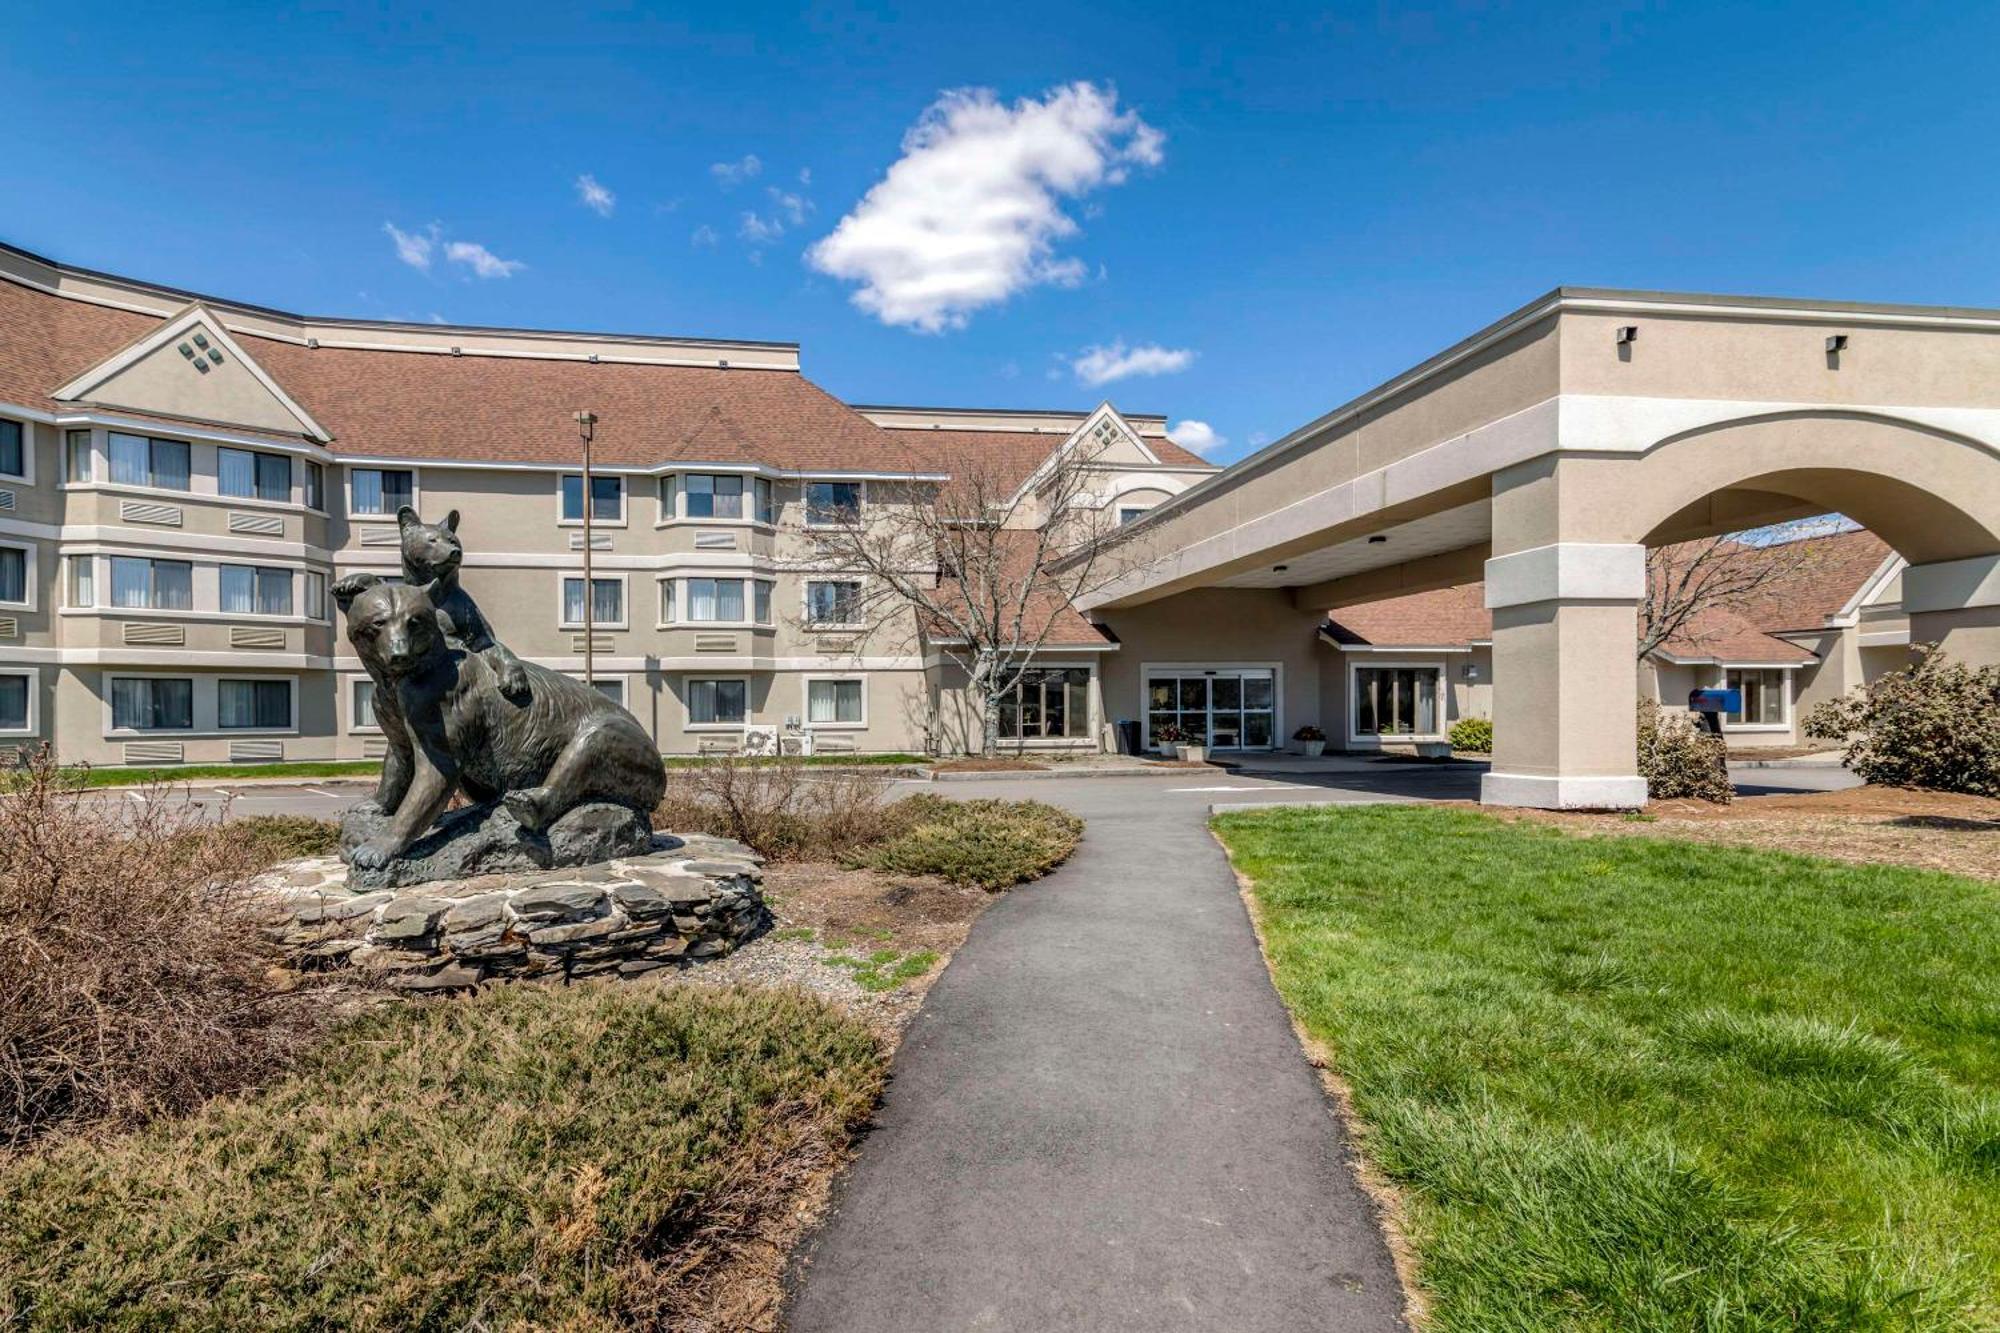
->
[394,506,530,700]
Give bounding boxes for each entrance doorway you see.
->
[1145,668,1276,750]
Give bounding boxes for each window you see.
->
[1353,666,1441,738]
[304,461,324,511]
[807,678,864,725]
[686,577,745,622]
[352,678,378,730]
[219,679,293,730]
[659,579,676,624]
[111,677,193,731]
[0,420,21,478]
[351,468,414,516]
[685,473,744,519]
[218,448,292,502]
[1725,668,1788,727]
[0,547,24,605]
[0,673,27,732]
[109,557,193,611]
[686,678,748,726]
[754,578,773,625]
[221,565,294,616]
[561,473,624,522]
[1118,506,1149,526]
[107,433,191,491]
[68,556,93,608]
[586,678,626,706]
[998,667,1090,740]
[755,477,775,524]
[304,571,327,620]
[65,430,92,482]
[561,576,624,626]
[805,480,861,526]
[805,579,862,626]
[656,474,677,519]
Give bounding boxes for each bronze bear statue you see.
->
[333,576,666,871]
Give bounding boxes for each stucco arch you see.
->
[1577,411,2000,565]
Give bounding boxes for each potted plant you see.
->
[1179,733,1208,764]
[1292,724,1327,758]
[1155,722,1189,760]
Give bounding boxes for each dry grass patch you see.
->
[0,983,885,1331]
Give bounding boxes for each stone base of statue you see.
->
[256,831,771,992]
[338,799,656,891]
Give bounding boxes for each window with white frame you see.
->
[67,555,93,608]
[65,430,92,483]
[218,448,292,503]
[109,557,193,611]
[1118,506,1150,525]
[805,578,862,627]
[686,677,748,726]
[1352,665,1443,738]
[220,565,294,617]
[561,576,624,627]
[561,473,624,522]
[0,420,22,479]
[583,677,626,706]
[350,468,414,516]
[998,667,1091,740]
[754,578,773,625]
[1724,668,1788,727]
[805,480,861,526]
[304,461,324,511]
[685,577,745,623]
[754,477,775,524]
[304,571,327,620]
[0,545,26,606]
[656,474,677,519]
[685,473,745,520]
[107,433,191,491]
[110,677,193,731]
[659,579,676,624]
[218,679,293,730]
[352,678,378,730]
[0,672,30,733]
[806,677,864,726]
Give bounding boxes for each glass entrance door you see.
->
[1145,669,1276,750]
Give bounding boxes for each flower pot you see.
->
[1296,739,1326,758]
[1160,743,1179,760]
[1179,744,1208,764]
[1415,740,1452,760]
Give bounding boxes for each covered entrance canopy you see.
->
[1083,289,2000,808]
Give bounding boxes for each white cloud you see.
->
[691,224,719,248]
[383,221,438,271]
[807,81,1163,332]
[1167,420,1226,455]
[443,240,525,279]
[798,167,812,186]
[575,173,616,216]
[711,154,762,187]
[766,186,812,226]
[1070,339,1195,386]
[739,211,785,245]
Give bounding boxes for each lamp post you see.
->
[574,410,599,690]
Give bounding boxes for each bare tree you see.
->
[1638,518,1845,661]
[788,425,1154,756]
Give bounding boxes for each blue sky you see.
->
[8,2,1998,463]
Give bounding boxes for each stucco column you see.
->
[1904,554,2000,664]
[1480,542,1649,810]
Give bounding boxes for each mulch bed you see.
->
[1474,785,2000,881]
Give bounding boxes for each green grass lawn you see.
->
[1213,805,2000,1332]
[56,760,384,789]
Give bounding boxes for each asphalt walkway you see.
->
[785,775,1412,1332]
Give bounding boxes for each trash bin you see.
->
[1115,719,1142,756]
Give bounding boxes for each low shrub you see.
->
[1636,698,1733,803]
[0,747,321,1148]
[654,761,912,861]
[0,984,886,1330]
[1804,644,2000,796]
[850,794,1082,889]
[1448,716,1493,753]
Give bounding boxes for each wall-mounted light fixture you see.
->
[1825,334,1849,354]
[1367,534,1388,545]
[1615,325,1639,345]
[1272,564,1289,573]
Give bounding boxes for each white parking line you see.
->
[305,787,340,798]
[1167,784,1307,793]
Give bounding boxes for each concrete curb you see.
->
[924,765,1214,783]
[1206,795,1414,816]
[1729,756,1847,770]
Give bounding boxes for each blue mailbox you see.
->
[1688,688,1740,715]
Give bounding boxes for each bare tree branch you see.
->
[1638,519,1842,661]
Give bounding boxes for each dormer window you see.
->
[219,448,292,503]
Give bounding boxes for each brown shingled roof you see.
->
[0,275,158,412]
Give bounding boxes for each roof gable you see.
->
[53,304,330,441]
